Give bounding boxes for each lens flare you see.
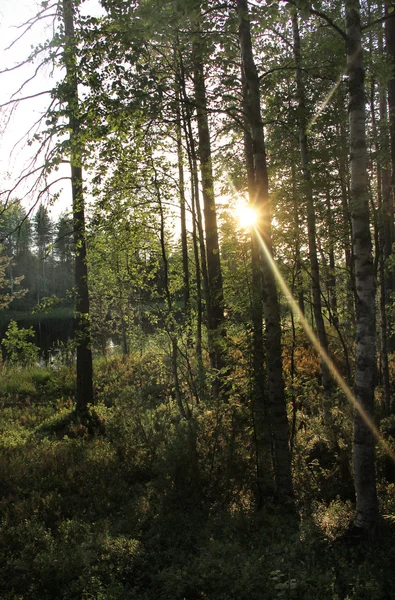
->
[235,201,257,228]
[253,227,395,462]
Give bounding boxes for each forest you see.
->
[0,0,395,598]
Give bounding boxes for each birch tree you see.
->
[346,0,378,533]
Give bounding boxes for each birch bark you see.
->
[346,0,378,533]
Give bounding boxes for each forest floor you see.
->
[0,353,395,600]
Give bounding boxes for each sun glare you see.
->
[235,201,257,228]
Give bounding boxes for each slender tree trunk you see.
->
[238,0,293,502]
[175,81,190,311]
[180,96,206,396]
[346,0,378,533]
[192,24,226,375]
[62,0,93,415]
[376,20,392,414]
[385,6,395,318]
[179,56,210,327]
[379,158,392,414]
[243,70,273,505]
[336,122,356,322]
[291,11,332,409]
[291,162,305,314]
[153,163,187,420]
[190,168,205,399]
[325,190,339,328]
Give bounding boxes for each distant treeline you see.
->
[0,202,74,311]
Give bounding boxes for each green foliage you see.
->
[1,320,39,365]
[0,355,393,599]
[32,295,61,314]
[1,0,395,596]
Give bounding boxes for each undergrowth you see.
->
[0,351,394,599]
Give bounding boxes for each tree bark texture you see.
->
[192,27,226,375]
[384,7,395,354]
[238,0,293,501]
[346,0,378,533]
[62,0,94,415]
[243,70,273,504]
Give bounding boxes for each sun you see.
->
[235,201,257,228]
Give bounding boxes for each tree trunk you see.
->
[154,162,187,420]
[336,122,356,322]
[291,162,305,315]
[291,11,333,410]
[62,0,94,416]
[175,77,190,311]
[178,54,210,330]
[238,0,293,502]
[243,69,273,505]
[192,24,226,375]
[179,61,208,398]
[346,0,378,533]
[325,190,339,328]
[385,6,395,319]
[376,16,392,414]
[379,116,392,413]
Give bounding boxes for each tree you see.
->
[61,0,94,415]
[238,0,294,502]
[291,8,333,413]
[192,5,227,382]
[346,0,379,533]
[33,204,53,303]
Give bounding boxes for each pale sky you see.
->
[0,0,219,236]
[0,0,102,222]
[0,0,69,220]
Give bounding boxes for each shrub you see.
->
[1,320,39,366]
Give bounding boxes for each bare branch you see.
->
[10,55,59,100]
[6,5,58,50]
[0,90,52,109]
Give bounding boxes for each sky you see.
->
[0,0,67,216]
[0,0,233,235]
[0,0,102,221]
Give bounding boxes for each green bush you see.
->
[1,320,39,365]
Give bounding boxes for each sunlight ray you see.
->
[306,75,343,133]
[254,227,395,463]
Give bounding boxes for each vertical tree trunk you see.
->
[178,55,210,326]
[325,190,339,328]
[336,122,356,321]
[291,162,305,314]
[375,15,392,414]
[153,163,187,420]
[238,0,293,502]
[385,6,395,318]
[192,23,226,375]
[291,11,333,408]
[62,0,94,416]
[177,57,206,397]
[378,125,392,412]
[243,68,273,505]
[175,79,190,311]
[346,0,378,533]
[182,106,207,395]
